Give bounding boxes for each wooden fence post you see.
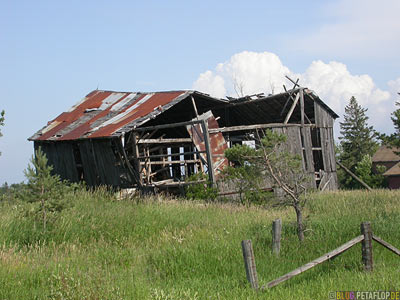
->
[361,222,373,271]
[241,240,259,290]
[272,219,282,255]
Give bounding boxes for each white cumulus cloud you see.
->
[292,0,400,58]
[192,51,396,135]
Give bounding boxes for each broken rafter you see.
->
[138,138,193,144]
[336,160,372,191]
[284,91,300,124]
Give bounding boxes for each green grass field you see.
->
[0,189,399,299]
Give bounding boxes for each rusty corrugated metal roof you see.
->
[29,90,193,141]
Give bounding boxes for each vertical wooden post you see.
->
[299,88,305,127]
[272,218,282,255]
[200,120,215,186]
[132,133,142,184]
[241,240,259,290]
[361,222,373,271]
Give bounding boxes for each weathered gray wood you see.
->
[139,159,201,165]
[328,128,337,171]
[263,235,364,289]
[301,127,315,175]
[272,219,282,255]
[137,150,206,159]
[201,120,215,185]
[191,95,199,117]
[372,235,400,257]
[241,240,259,290]
[209,123,313,134]
[300,88,305,127]
[361,222,373,271]
[336,160,372,191]
[138,138,193,144]
[314,102,334,128]
[284,92,300,124]
[135,119,202,132]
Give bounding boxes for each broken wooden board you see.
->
[187,111,228,178]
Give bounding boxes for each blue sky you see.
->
[1,0,399,184]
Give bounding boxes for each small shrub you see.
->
[185,173,218,202]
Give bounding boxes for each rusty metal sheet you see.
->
[29,90,187,141]
[187,111,228,176]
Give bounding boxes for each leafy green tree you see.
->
[339,96,378,188]
[185,172,218,202]
[223,130,310,242]
[24,147,71,230]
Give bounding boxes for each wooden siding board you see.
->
[92,139,121,187]
[79,140,99,187]
[54,142,79,182]
[35,141,79,182]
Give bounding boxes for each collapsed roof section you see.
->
[29,90,226,142]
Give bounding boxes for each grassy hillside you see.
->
[0,189,399,299]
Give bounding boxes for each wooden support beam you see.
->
[263,235,364,289]
[201,119,215,185]
[300,88,305,127]
[135,120,202,132]
[336,160,372,191]
[280,82,299,116]
[284,92,300,124]
[285,75,300,88]
[139,159,201,165]
[361,222,373,271]
[208,123,314,134]
[138,138,193,144]
[191,95,199,117]
[241,240,259,290]
[132,134,142,186]
[137,150,206,159]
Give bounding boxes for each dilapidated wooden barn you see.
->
[29,85,339,193]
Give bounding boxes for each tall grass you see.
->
[0,189,399,299]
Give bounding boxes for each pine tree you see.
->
[339,96,378,188]
[24,147,70,230]
[383,99,400,149]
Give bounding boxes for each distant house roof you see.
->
[372,146,400,163]
[383,162,400,176]
[29,90,225,141]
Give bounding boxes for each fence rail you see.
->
[241,221,400,290]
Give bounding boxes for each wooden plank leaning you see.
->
[262,235,364,289]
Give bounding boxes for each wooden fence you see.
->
[241,221,400,290]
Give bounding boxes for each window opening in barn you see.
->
[311,127,324,178]
[73,143,84,181]
[300,130,309,171]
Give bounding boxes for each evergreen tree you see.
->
[339,96,378,188]
[24,147,70,230]
[383,98,400,150]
